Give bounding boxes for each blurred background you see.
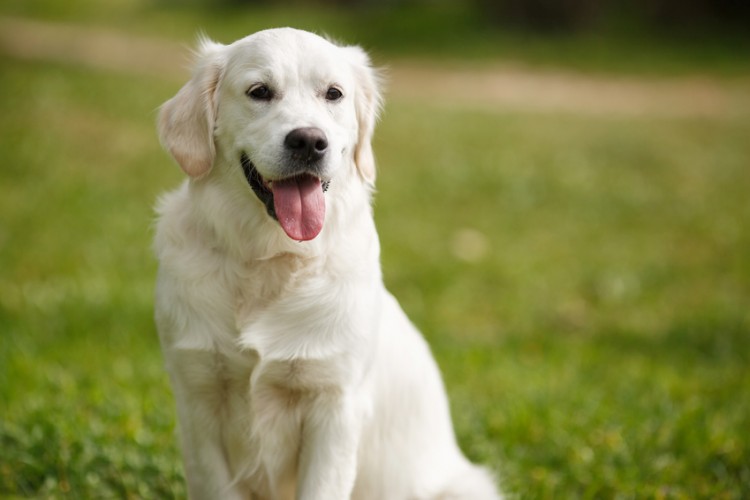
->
[1,0,749,497]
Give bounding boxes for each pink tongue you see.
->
[271,175,325,241]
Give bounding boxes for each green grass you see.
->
[373,104,750,496]
[1,10,750,499]
[0,58,184,496]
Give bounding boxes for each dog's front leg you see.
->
[165,350,246,500]
[296,392,361,500]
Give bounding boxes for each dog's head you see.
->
[158,29,382,242]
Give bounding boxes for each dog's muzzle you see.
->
[240,154,331,219]
[240,151,331,242]
[240,127,333,241]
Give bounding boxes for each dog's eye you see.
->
[325,87,343,102]
[247,85,273,101]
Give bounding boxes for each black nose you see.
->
[284,127,328,162]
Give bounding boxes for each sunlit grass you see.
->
[1,36,749,499]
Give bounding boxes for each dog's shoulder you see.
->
[153,181,229,285]
[154,181,193,254]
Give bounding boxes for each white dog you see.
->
[154,28,501,500]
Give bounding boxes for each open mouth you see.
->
[241,153,330,242]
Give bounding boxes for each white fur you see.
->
[154,28,502,500]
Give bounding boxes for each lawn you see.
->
[1,4,749,499]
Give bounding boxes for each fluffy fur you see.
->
[154,28,501,500]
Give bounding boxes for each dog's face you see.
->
[159,29,381,241]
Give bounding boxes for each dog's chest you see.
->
[219,255,356,492]
[232,253,308,330]
[231,250,364,363]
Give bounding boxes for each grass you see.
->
[1,5,750,498]
[374,105,750,496]
[0,57,184,497]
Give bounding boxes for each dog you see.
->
[154,28,501,500]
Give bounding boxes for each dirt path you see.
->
[389,63,749,117]
[2,16,748,117]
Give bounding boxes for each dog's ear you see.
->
[346,46,383,186]
[158,37,226,178]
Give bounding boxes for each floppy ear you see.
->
[158,37,226,178]
[346,46,383,185]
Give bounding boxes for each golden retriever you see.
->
[154,28,501,500]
